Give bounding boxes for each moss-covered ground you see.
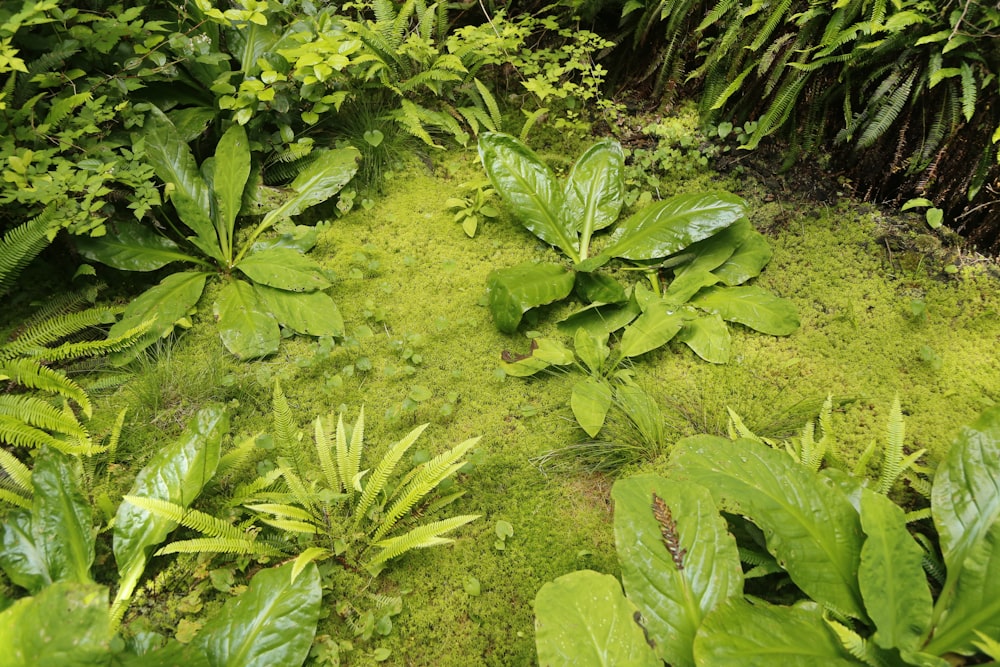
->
[66,111,1000,665]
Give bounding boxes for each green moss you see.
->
[40,108,999,665]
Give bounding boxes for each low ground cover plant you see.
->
[535,405,1000,665]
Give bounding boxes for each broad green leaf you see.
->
[534,570,660,667]
[169,107,216,143]
[213,124,251,261]
[602,192,746,261]
[113,406,227,607]
[926,406,1000,654]
[557,299,641,338]
[255,285,344,337]
[712,230,773,286]
[571,377,613,437]
[500,338,575,377]
[0,582,110,666]
[108,270,208,346]
[694,599,857,666]
[192,562,322,667]
[662,220,750,304]
[613,475,742,667]
[478,133,578,260]
[619,307,687,358]
[858,489,932,651]
[141,106,222,263]
[673,436,867,618]
[258,147,361,228]
[117,640,211,667]
[0,510,48,593]
[562,139,624,254]
[214,280,280,359]
[574,328,610,375]
[31,447,93,587]
[250,225,320,254]
[691,285,800,335]
[236,247,331,292]
[575,272,628,304]
[487,262,575,333]
[75,220,202,271]
[676,314,732,364]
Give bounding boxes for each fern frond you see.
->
[229,467,283,506]
[0,446,32,493]
[123,495,247,541]
[14,318,151,364]
[824,618,884,666]
[743,74,808,149]
[749,0,793,52]
[0,488,31,509]
[353,422,429,528]
[0,414,68,449]
[420,490,466,516]
[959,62,976,123]
[345,407,365,498]
[104,407,126,482]
[335,412,351,494]
[156,537,285,557]
[368,514,479,567]
[245,502,319,523]
[0,395,88,440]
[216,434,259,480]
[726,408,767,445]
[313,416,340,493]
[905,508,932,523]
[913,533,945,585]
[875,396,904,494]
[372,436,478,541]
[905,472,932,498]
[390,99,442,148]
[0,358,91,416]
[256,516,320,534]
[857,68,916,149]
[473,78,501,130]
[0,205,58,295]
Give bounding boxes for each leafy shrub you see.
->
[534,405,1000,665]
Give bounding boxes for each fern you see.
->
[0,446,32,494]
[0,395,88,440]
[0,358,91,417]
[825,618,885,666]
[156,537,284,557]
[857,67,916,149]
[368,514,479,568]
[0,205,58,295]
[373,437,479,541]
[353,422,429,527]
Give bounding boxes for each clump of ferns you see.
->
[728,395,931,508]
[0,278,150,458]
[134,381,480,577]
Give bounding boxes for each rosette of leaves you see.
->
[534,406,1000,666]
[478,133,798,349]
[77,106,360,359]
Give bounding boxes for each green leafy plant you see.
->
[0,406,323,666]
[148,382,480,576]
[479,132,797,340]
[445,180,499,237]
[534,405,1000,665]
[77,107,360,359]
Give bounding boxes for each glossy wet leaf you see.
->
[574,272,627,304]
[255,285,344,337]
[694,599,856,665]
[712,230,773,286]
[236,248,331,292]
[30,447,94,587]
[0,510,48,593]
[478,133,577,259]
[141,106,220,262]
[114,406,227,605]
[212,124,251,259]
[661,220,749,304]
[691,285,800,335]
[925,406,1000,654]
[602,192,746,261]
[574,328,610,375]
[858,489,932,651]
[672,436,866,618]
[214,280,280,359]
[76,220,200,272]
[192,562,322,667]
[557,299,641,338]
[500,338,575,377]
[571,377,613,437]
[108,270,208,344]
[534,570,659,667]
[676,313,731,364]
[0,581,110,666]
[562,139,624,251]
[487,262,575,333]
[619,307,687,358]
[261,147,361,225]
[613,475,742,667]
